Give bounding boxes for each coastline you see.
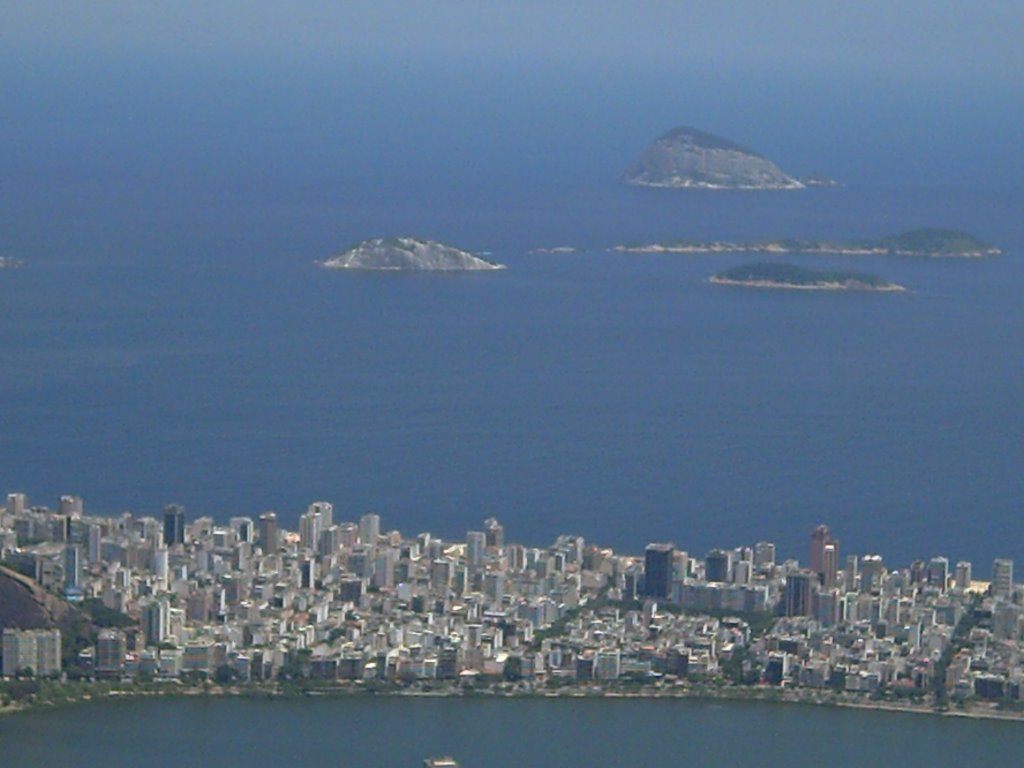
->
[4,679,1022,723]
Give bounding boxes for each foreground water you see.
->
[2,696,1023,766]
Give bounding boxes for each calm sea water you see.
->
[1,56,1022,568]
[2,696,1023,766]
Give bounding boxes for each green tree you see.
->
[503,656,523,682]
[214,665,239,685]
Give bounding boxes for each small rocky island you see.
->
[617,228,1000,258]
[321,237,505,272]
[710,263,905,292]
[624,126,804,190]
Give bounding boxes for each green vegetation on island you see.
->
[617,228,1000,258]
[710,262,904,292]
[861,228,998,256]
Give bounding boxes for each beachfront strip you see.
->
[2,493,1022,711]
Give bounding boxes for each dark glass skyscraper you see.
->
[785,570,818,617]
[259,511,280,552]
[163,504,185,546]
[643,543,675,599]
[705,549,732,583]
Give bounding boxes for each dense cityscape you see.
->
[2,491,1023,718]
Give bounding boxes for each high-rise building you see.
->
[810,525,838,586]
[821,543,839,590]
[308,501,333,530]
[955,560,973,591]
[484,518,504,549]
[643,543,675,599]
[299,558,317,589]
[431,559,453,590]
[259,511,279,552]
[359,513,381,546]
[153,546,169,587]
[810,525,830,575]
[319,525,342,558]
[87,523,103,563]
[2,629,62,677]
[860,555,885,592]
[299,508,323,551]
[732,559,753,586]
[59,495,83,517]
[815,588,841,626]
[371,548,396,589]
[34,629,61,676]
[928,556,950,591]
[63,544,82,590]
[142,599,170,647]
[6,492,27,517]
[992,558,1014,599]
[466,531,487,567]
[704,548,731,583]
[338,522,359,548]
[163,504,186,546]
[2,629,36,676]
[753,541,776,568]
[909,560,927,585]
[785,570,818,617]
[844,555,859,591]
[95,630,126,676]
[230,516,254,543]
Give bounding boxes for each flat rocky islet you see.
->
[616,228,1000,258]
[320,237,505,271]
[710,262,905,292]
[623,126,805,190]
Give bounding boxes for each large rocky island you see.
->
[618,228,1000,258]
[710,263,905,292]
[321,237,505,272]
[624,126,804,190]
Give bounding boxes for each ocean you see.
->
[3,54,1022,568]
[2,55,1022,567]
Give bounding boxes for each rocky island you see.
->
[321,237,505,272]
[617,228,1000,258]
[624,126,804,190]
[710,263,905,292]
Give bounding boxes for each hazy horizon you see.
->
[4,2,1022,79]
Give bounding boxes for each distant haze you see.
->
[3,2,1022,82]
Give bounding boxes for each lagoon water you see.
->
[3,696,1024,767]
